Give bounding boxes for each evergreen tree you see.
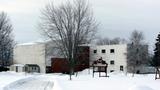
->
[152,33,160,67]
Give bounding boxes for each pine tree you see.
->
[152,33,160,79]
[152,33,160,67]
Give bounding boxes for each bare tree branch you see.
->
[0,12,14,67]
[127,30,148,76]
[39,0,98,80]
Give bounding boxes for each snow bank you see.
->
[0,72,29,90]
[1,70,160,90]
[3,77,34,90]
[52,79,63,90]
[129,85,154,90]
[55,70,159,90]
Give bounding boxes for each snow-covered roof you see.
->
[11,64,25,67]
[88,44,127,47]
[17,42,40,46]
[17,39,50,46]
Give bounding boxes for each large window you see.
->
[120,66,124,71]
[110,49,115,53]
[110,60,115,65]
[93,50,97,54]
[101,49,106,53]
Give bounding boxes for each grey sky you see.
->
[0,0,160,50]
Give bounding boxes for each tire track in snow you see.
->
[4,76,54,90]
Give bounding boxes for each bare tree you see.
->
[110,37,127,44]
[0,12,14,67]
[127,30,148,76]
[39,0,97,80]
[96,37,110,45]
[96,37,127,45]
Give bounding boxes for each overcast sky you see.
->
[0,0,160,50]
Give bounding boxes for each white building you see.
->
[12,42,150,74]
[13,42,46,73]
[13,43,128,73]
[90,44,127,73]
[12,41,58,73]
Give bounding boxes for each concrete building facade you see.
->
[12,41,89,73]
[90,44,127,73]
[13,43,128,73]
[13,42,151,74]
[13,42,47,73]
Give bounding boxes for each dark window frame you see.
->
[16,66,18,72]
[110,49,115,53]
[110,60,115,65]
[93,50,97,53]
[120,65,124,71]
[101,49,106,53]
[110,70,114,72]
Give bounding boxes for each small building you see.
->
[10,64,40,73]
[10,64,25,72]
[25,64,40,73]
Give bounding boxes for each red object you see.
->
[51,46,89,73]
[51,58,69,73]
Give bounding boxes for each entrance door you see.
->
[16,66,18,72]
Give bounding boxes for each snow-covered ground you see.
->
[55,70,160,90]
[0,72,29,90]
[0,72,59,90]
[0,70,160,90]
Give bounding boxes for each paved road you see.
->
[4,76,54,90]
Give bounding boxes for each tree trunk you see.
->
[132,66,135,77]
[69,67,74,80]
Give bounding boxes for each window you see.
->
[32,67,36,70]
[110,60,115,65]
[34,67,37,70]
[110,49,115,53]
[16,66,18,72]
[120,66,123,71]
[32,67,34,70]
[110,70,114,72]
[101,49,106,53]
[93,50,97,53]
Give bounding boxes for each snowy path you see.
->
[4,76,54,90]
